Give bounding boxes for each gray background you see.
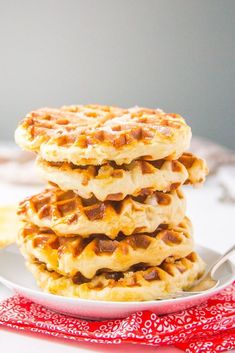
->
[0,0,234,148]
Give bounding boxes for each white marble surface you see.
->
[0,168,234,353]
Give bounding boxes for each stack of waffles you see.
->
[15,105,208,301]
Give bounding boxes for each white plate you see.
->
[0,244,234,319]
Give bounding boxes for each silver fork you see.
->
[163,244,235,300]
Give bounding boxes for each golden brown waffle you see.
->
[18,217,194,278]
[178,152,209,185]
[36,152,208,201]
[15,105,191,165]
[26,252,205,301]
[18,187,186,238]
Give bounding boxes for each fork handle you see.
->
[210,244,235,277]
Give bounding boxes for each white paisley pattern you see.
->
[0,282,234,353]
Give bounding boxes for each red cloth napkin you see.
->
[0,283,234,353]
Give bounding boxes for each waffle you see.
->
[178,152,209,185]
[15,105,192,166]
[18,187,186,238]
[18,217,194,278]
[0,205,19,248]
[36,152,208,201]
[26,252,205,301]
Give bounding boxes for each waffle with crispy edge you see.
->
[36,152,208,201]
[18,217,194,279]
[15,105,191,166]
[17,187,186,238]
[26,252,205,301]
